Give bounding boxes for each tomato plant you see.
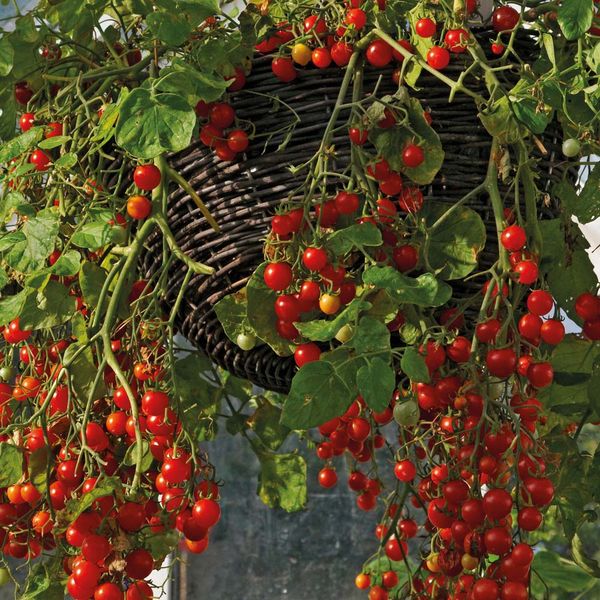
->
[0,0,599,598]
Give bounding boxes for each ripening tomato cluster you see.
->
[0,249,220,599]
[196,77,250,162]
[306,276,574,598]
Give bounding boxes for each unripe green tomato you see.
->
[562,138,581,157]
[0,568,10,586]
[0,366,14,381]
[236,333,256,351]
[393,399,420,426]
[335,324,354,343]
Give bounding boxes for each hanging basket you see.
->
[142,32,567,394]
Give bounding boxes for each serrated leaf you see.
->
[362,266,452,307]
[28,446,51,494]
[155,60,231,105]
[257,453,307,512]
[20,281,77,330]
[356,357,395,412]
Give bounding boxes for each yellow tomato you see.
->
[426,553,440,573]
[319,293,341,315]
[461,553,479,570]
[291,43,312,66]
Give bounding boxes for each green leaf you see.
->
[401,346,430,383]
[568,164,600,224]
[146,11,192,46]
[0,36,14,77]
[327,222,383,255]
[0,190,27,222]
[0,288,30,327]
[479,97,521,144]
[140,529,180,563]
[79,261,107,307]
[173,352,222,412]
[532,551,594,592]
[29,446,51,494]
[250,398,290,452]
[258,453,307,512]
[213,291,251,343]
[572,531,600,577]
[356,357,395,412]
[0,126,44,163]
[53,152,77,169]
[37,135,70,150]
[155,60,231,105]
[538,218,565,274]
[20,281,77,330]
[124,439,153,471]
[0,443,22,487]
[294,298,371,342]
[511,97,551,134]
[282,356,356,430]
[92,88,128,144]
[347,316,391,354]
[5,208,59,272]
[48,250,82,277]
[557,0,594,40]
[369,95,444,185]
[71,221,112,249]
[362,266,452,307]
[247,264,293,356]
[115,87,196,159]
[19,558,65,600]
[0,80,16,140]
[548,249,598,321]
[63,343,106,404]
[421,204,486,280]
[56,477,121,533]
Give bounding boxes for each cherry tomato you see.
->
[312,47,332,68]
[366,40,393,67]
[291,43,312,66]
[492,6,520,32]
[30,149,51,171]
[264,262,293,291]
[445,28,469,53]
[133,164,161,190]
[415,18,436,38]
[127,195,152,220]
[345,8,367,30]
[227,129,249,153]
[19,112,35,131]
[209,103,235,128]
[294,343,321,367]
[331,42,354,67]
[402,143,425,167]
[426,46,450,70]
[319,293,341,315]
[272,57,297,82]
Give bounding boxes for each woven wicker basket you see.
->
[142,32,567,393]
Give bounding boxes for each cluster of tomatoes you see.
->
[308,281,564,598]
[1,315,221,598]
[195,76,250,163]
[0,161,222,599]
